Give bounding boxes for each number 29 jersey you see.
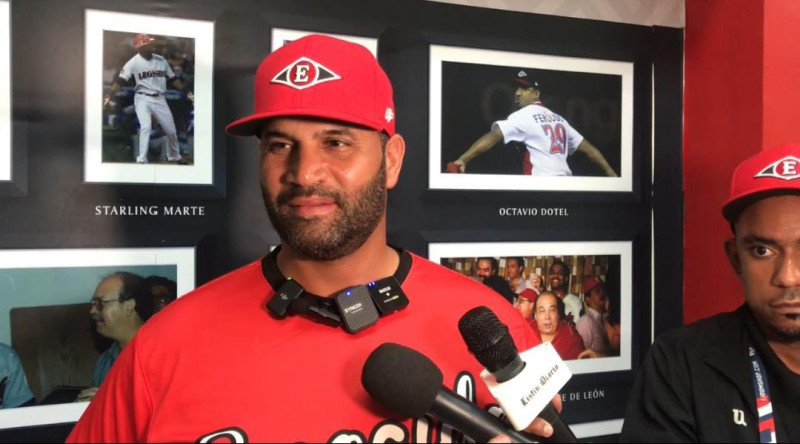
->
[493,101,583,176]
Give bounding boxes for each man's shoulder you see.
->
[153,54,170,65]
[406,253,490,291]
[141,260,267,327]
[187,259,265,298]
[506,105,539,120]
[655,309,743,354]
[121,55,137,68]
[575,312,593,327]
[405,253,526,318]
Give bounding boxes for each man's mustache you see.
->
[276,185,342,207]
[771,288,800,304]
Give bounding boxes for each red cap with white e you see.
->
[226,34,395,137]
[722,143,800,222]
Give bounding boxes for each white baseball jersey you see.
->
[119,54,175,96]
[493,101,583,176]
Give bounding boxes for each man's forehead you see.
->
[259,116,376,137]
[735,194,800,238]
[95,276,122,295]
[536,294,557,307]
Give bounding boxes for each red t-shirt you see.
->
[67,253,538,442]
[531,319,586,360]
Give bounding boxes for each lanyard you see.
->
[748,346,777,443]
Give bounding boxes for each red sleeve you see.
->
[66,334,153,442]
[508,310,540,352]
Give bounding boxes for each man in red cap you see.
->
[621,144,800,442]
[575,275,610,356]
[68,35,560,442]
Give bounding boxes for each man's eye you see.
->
[326,139,347,148]
[263,142,290,153]
[751,246,774,257]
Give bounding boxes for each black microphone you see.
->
[459,306,577,443]
[361,343,536,443]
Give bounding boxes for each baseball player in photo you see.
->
[104,33,192,165]
[448,70,617,177]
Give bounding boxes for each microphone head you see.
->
[361,343,443,419]
[458,306,519,373]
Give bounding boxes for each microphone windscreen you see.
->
[458,306,518,372]
[361,343,443,418]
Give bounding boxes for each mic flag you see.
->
[459,306,574,436]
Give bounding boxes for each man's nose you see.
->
[772,251,800,288]
[287,146,327,187]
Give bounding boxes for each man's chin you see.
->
[772,320,800,341]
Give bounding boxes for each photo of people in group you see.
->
[439,253,623,365]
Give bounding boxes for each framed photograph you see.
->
[428,241,632,374]
[0,247,194,429]
[0,0,10,182]
[572,418,624,440]
[84,10,214,185]
[271,27,377,56]
[430,45,633,192]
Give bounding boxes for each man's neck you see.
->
[115,322,143,349]
[553,288,566,298]
[276,231,399,297]
[541,332,555,343]
[767,340,800,375]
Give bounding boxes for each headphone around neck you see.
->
[261,246,411,334]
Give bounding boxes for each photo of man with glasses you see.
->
[76,272,154,403]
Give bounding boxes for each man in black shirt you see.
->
[621,143,800,442]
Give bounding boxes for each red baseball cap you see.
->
[582,275,604,294]
[133,34,155,49]
[722,143,800,223]
[226,34,395,137]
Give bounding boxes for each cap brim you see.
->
[722,188,800,222]
[513,78,531,88]
[225,108,388,137]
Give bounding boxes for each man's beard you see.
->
[764,290,800,342]
[263,160,387,262]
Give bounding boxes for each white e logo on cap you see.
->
[754,156,800,180]
[272,57,341,90]
[293,64,310,83]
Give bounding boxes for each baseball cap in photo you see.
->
[513,70,539,89]
[722,143,800,223]
[226,34,395,137]
[133,34,155,49]
[582,275,604,294]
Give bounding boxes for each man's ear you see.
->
[724,238,742,275]
[122,298,137,317]
[384,133,406,190]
